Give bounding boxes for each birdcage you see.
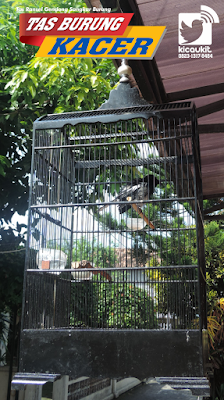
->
[18,67,209,393]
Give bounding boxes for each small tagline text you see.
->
[178,46,213,59]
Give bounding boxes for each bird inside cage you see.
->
[98,174,159,229]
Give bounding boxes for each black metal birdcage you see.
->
[18,76,208,390]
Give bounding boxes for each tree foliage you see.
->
[59,236,117,268]
[0,228,25,313]
[204,221,224,307]
[0,0,119,348]
[72,278,156,329]
[0,0,119,225]
[0,227,25,362]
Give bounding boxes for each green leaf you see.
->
[77,91,85,103]
[54,106,65,113]
[90,76,98,87]
[5,80,13,90]
[28,84,36,98]
[60,67,65,76]
[69,86,81,92]
[84,59,92,70]
[38,93,46,106]
[29,74,38,87]
[21,71,28,82]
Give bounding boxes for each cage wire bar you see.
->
[19,80,208,384]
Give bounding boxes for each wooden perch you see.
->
[127,197,155,230]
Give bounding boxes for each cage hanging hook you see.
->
[118,59,132,83]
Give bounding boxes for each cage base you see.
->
[20,329,204,380]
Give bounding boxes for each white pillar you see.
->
[52,375,69,400]
[24,385,42,400]
[112,379,118,398]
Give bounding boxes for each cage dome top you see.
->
[34,94,193,131]
[33,60,194,130]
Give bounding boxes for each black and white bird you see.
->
[99,174,159,214]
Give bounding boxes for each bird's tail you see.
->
[92,269,112,282]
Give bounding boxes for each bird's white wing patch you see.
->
[123,184,141,198]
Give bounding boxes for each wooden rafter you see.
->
[204,215,224,221]
[197,98,224,118]
[204,202,224,215]
[167,83,224,102]
[199,124,224,134]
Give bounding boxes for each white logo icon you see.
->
[179,5,219,45]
